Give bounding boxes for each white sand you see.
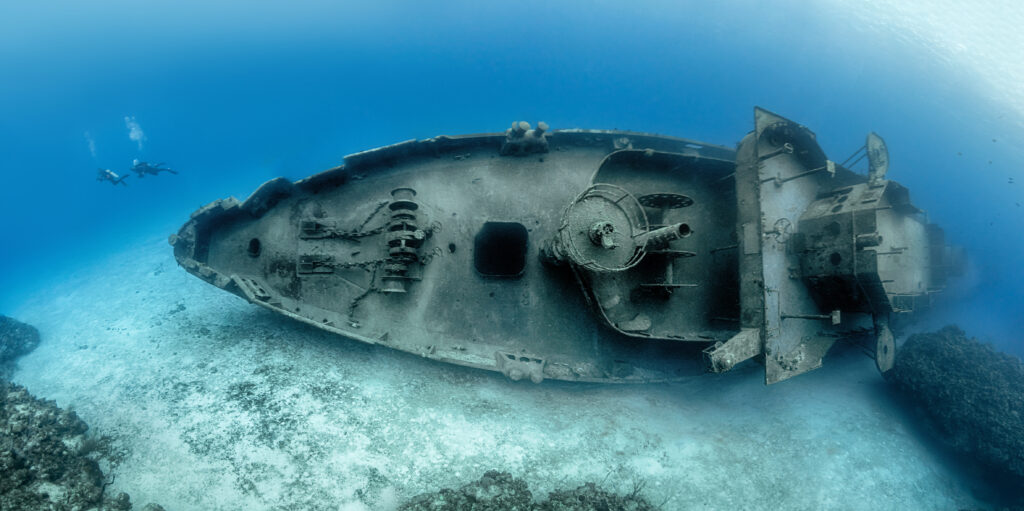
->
[11,235,981,510]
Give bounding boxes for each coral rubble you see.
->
[399,470,655,511]
[0,380,128,510]
[887,326,1024,481]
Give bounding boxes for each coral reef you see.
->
[0,315,40,379]
[1,315,162,510]
[886,326,1024,481]
[0,380,129,510]
[539,481,656,511]
[398,470,654,511]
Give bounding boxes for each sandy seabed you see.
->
[11,236,982,510]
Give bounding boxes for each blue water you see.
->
[1,1,1021,354]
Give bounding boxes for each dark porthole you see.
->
[247,238,262,258]
[474,222,528,277]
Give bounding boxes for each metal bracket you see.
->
[703,328,762,373]
[495,351,546,383]
[781,309,841,325]
[232,275,272,301]
[298,254,335,274]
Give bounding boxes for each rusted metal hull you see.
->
[171,109,961,384]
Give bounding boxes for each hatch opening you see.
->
[474,222,528,277]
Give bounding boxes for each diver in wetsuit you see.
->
[97,168,129,186]
[130,159,178,178]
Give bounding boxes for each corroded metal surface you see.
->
[171,109,959,384]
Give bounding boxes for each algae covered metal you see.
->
[171,108,962,384]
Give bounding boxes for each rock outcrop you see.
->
[887,326,1024,483]
[0,315,41,379]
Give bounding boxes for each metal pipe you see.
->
[635,222,691,247]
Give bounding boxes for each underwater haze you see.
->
[2,1,1024,509]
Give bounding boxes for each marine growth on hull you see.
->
[170,108,964,384]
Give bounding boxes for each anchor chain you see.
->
[333,225,386,240]
[300,201,390,240]
[346,265,380,325]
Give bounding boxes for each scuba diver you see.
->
[97,168,129,186]
[130,159,178,178]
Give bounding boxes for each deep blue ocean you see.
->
[1,0,1021,354]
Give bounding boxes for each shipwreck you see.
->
[171,108,962,384]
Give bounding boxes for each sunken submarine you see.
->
[170,108,963,384]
